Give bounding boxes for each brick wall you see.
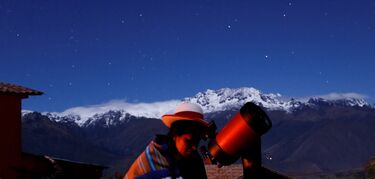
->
[205,164,243,179]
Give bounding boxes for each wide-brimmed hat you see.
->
[162,102,209,128]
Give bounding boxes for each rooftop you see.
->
[0,83,43,97]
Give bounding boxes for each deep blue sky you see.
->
[1,0,375,112]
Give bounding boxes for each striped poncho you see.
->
[124,135,207,179]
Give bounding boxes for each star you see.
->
[288,2,292,6]
[139,13,143,17]
[121,19,125,24]
[227,25,231,29]
[68,82,73,86]
[16,33,20,37]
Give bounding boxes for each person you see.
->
[124,102,209,179]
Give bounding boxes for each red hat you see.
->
[162,102,209,128]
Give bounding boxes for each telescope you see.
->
[202,102,275,178]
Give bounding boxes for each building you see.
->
[0,83,107,178]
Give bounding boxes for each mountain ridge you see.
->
[23,87,372,127]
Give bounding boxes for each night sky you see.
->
[1,0,375,112]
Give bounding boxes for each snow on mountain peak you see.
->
[306,93,368,107]
[184,87,290,112]
[45,100,181,126]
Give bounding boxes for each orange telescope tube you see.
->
[208,102,272,165]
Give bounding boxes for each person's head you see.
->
[162,103,208,158]
[169,120,206,157]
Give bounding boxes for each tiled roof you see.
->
[0,83,43,96]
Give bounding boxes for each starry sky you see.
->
[1,0,375,112]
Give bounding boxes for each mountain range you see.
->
[25,87,371,127]
[21,87,375,176]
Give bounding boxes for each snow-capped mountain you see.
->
[39,100,181,127]
[184,87,290,112]
[306,96,368,107]
[27,87,370,127]
[184,88,370,112]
